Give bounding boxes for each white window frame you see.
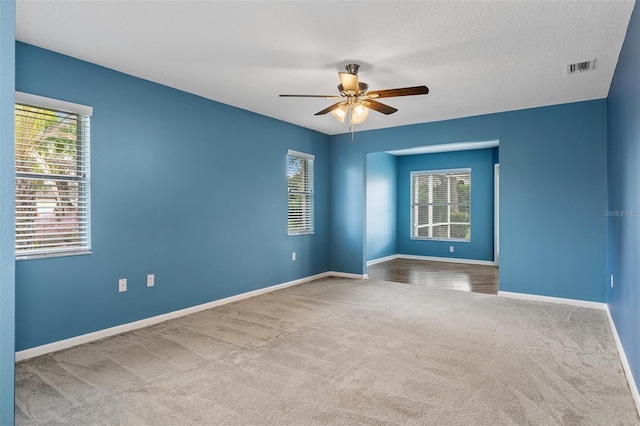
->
[411,168,471,242]
[15,92,92,260]
[287,149,314,235]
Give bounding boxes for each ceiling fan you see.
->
[280,63,429,128]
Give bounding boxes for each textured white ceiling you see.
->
[16,1,635,136]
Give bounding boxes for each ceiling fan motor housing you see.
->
[338,82,369,97]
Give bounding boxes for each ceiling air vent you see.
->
[567,59,595,74]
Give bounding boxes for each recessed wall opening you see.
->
[365,140,499,294]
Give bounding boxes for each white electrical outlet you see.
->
[119,278,127,292]
[147,274,155,287]
[611,274,614,288]
[292,252,296,261]
[449,246,454,253]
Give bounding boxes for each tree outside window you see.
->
[412,170,470,241]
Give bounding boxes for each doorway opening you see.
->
[365,140,499,294]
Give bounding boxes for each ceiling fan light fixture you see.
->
[350,102,369,124]
[331,104,348,122]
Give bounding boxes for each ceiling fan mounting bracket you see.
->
[345,63,360,75]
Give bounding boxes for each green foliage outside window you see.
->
[412,171,470,241]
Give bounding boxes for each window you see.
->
[411,169,471,241]
[287,150,314,235]
[15,92,92,259]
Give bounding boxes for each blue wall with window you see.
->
[366,152,397,262]
[10,33,613,362]
[330,100,607,302]
[607,0,640,400]
[397,149,495,261]
[14,42,331,351]
[0,1,15,423]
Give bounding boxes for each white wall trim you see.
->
[15,91,93,116]
[498,291,607,310]
[398,254,496,267]
[17,271,371,362]
[330,271,369,280]
[366,254,399,266]
[366,254,496,267]
[494,163,499,267]
[606,307,640,417]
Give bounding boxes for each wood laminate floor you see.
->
[366,258,499,295]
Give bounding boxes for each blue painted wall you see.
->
[0,1,15,423]
[396,149,494,261]
[607,1,640,396]
[330,100,607,302]
[366,152,397,262]
[15,42,331,351]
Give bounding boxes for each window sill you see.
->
[288,231,315,236]
[16,250,92,261]
[410,237,470,243]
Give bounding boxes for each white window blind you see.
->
[287,150,314,235]
[15,93,92,259]
[411,169,471,241]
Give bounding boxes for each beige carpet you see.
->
[15,278,639,425]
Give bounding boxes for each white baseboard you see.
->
[330,271,369,279]
[498,291,607,310]
[366,254,399,266]
[366,253,496,267]
[397,254,496,267]
[17,270,368,362]
[606,307,640,418]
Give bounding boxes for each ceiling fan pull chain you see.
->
[349,106,354,138]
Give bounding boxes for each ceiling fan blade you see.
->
[315,101,346,116]
[365,100,398,115]
[339,72,359,94]
[368,85,429,99]
[280,94,341,99]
